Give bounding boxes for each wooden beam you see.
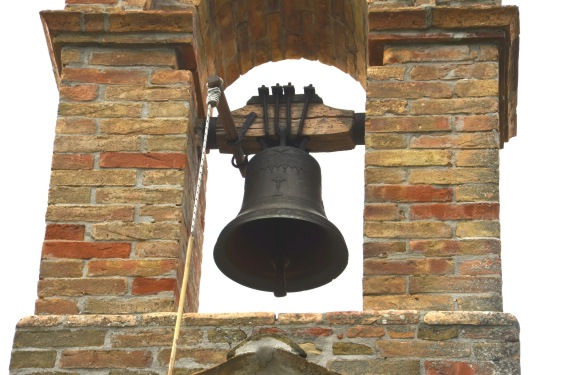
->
[210,103,358,155]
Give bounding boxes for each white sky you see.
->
[0,1,564,373]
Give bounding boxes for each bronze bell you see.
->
[213,146,348,297]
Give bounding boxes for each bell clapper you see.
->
[272,229,290,297]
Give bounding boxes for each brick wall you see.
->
[364,43,502,311]
[38,45,204,314]
[10,311,519,374]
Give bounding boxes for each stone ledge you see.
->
[424,311,518,326]
[12,310,520,374]
[41,10,194,33]
[17,310,518,328]
[17,312,277,328]
[39,10,198,91]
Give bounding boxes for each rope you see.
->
[167,85,218,375]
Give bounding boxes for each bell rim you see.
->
[213,207,349,294]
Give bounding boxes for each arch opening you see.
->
[199,59,365,313]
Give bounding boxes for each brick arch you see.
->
[194,0,367,89]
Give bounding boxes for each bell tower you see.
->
[9,0,521,374]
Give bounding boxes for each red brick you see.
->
[132,278,176,295]
[9,350,57,369]
[61,47,82,66]
[364,204,402,220]
[384,45,473,64]
[40,259,84,278]
[410,63,499,81]
[96,188,182,204]
[49,188,91,206]
[52,154,94,170]
[83,13,106,32]
[46,205,134,222]
[365,221,452,239]
[147,104,190,119]
[54,135,140,153]
[100,119,188,135]
[45,224,85,240]
[58,102,142,118]
[363,276,406,294]
[151,70,192,84]
[410,239,501,256]
[459,258,501,276]
[367,81,452,99]
[84,296,174,314]
[366,150,451,167]
[364,241,406,258]
[365,133,406,149]
[292,327,333,337]
[41,11,81,32]
[60,85,98,101]
[66,0,117,4]
[366,99,408,116]
[42,241,131,259]
[364,294,453,311]
[38,278,128,297]
[87,259,177,277]
[376,340,471,358]
[136,241,179,258]
[455,115,499,131]
[368,9,428,31]
[455,79,499,98]
[366,185,453,203]
[410,98,499,115]
[431,6,519,29]
[90,49,177,67]
[157,348,225,366]
[387,326,416,339]
[139,205,182,221]
[410,65,453,81]
[367,66,406,81]
[35,298,79,314]
[60,350,152,368]
[410,203,499,220]
[409,133,499,149]
[256,327,285,335]
[56,118,97,134]
[100,152,186,169]
[456,184,499,202]
[50,170,137,186]
[409,168,498,185]
[346,326,386,338]
[108,12,193,33]
[326,311,420,325]
[366,116,450,132]
[121,0,147,8]
[365,168,405,184]
[409,276,501,293]
[91,222,180,241]
[364,258,453,275]
[61,68,148,85]
[456,221,500,238]
[455,150,499,167]
[425,360,495,375]
[104,85,190,101]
